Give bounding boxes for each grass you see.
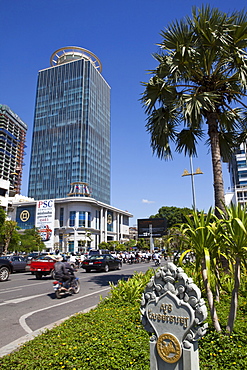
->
[0,269,246,369]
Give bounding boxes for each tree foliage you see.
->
[0,220,19,254]
[142,5,247,217]
[172,203,247,334]
[178,209,222,333]
[150,206,192,228]
[217,203,247,333]
[19,228,45,253]
[0,207,6,229]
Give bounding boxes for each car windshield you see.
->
[36,255,54,260]
[88,256,105,260]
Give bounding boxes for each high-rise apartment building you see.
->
[226,141,247,206]
[0,104,27,196]
[28,47,111,204]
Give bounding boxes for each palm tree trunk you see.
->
[207,113,225,218]
[202,259,222,332]
[215,264,220,303]
[226,257,241,334]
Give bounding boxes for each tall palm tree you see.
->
[142,6,247,216]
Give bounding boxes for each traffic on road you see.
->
[0,256,159,357]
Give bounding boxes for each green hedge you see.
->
[1,270,246,369]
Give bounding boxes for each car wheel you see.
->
[85,269,90,273]
[35,272,43,279]
[0,266,10,281]
[104,264,109,272]
[117,263,122,270]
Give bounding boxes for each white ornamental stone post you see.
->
[140,262,208,370]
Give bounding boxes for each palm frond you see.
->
[145,107,179,159]
[175,128,204,156]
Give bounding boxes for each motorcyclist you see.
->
[53,255,75,287]
[152,252,161,265]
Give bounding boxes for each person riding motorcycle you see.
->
[53,255,75,287]
[152,252,161,266]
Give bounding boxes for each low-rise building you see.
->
[8,186,132,253]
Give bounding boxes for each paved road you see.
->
[0,261,155,356]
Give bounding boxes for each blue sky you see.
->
[1,0,246,226]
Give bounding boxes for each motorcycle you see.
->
[154,259,161,267]
[53,277,80,299]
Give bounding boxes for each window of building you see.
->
[95,210,100,229]
[69,211,76,227]
[123,216,129,226]
[88,212,91,227]
[59,207,64,227]
[79,211,85,227]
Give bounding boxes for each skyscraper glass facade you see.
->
[28,47,111,204]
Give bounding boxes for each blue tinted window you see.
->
[69,211,76,226]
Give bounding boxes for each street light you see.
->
[182,157,203,210]
[71,226,78,253]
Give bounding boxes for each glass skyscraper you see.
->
[28,47,111,204]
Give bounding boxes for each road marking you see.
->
[0,288,22,294]
[0,304,97,358]
[0,281,50,293]
[19,287,111,334]
[0,293,48,306]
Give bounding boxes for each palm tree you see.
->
[178,209,222,332]
[142,6,247,216]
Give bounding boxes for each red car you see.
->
[30,255,56,279]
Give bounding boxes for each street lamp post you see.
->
[149,224,154,254]
[182,157,203,210]
[72,226,78,253]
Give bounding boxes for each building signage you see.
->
[36,200,55,249]
[16,205,36,229]
[137,218,167,238]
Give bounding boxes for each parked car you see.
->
[1,255,27,272]
[81,254,122,272]
[0,258,13,281]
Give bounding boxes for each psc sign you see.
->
[37,200,53,209]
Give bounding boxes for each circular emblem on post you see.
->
[157,333,182,363]
[20,210,30,222]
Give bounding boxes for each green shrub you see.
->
[0,302,150,370]
[0,268,246,369]
[106,269,154,305]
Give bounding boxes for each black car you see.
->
[81,254,122,272]
[1,255,27,272]
[0,258,13,281]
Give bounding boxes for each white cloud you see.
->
[142,199,155,204]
